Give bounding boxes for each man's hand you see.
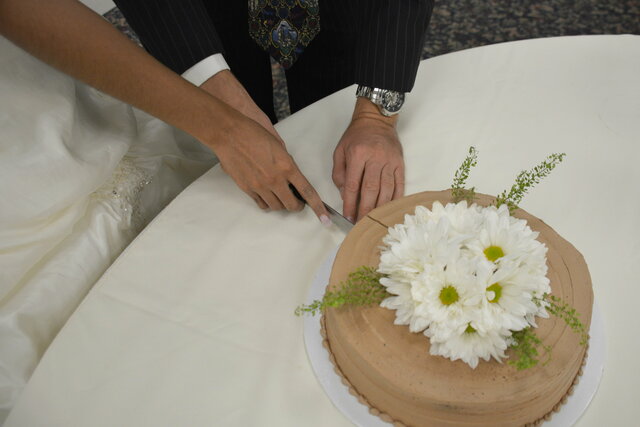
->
[200,70,282,144]
[211,109,329,222]
[332,97,405,222]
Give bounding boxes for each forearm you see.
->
[0,0,235,148]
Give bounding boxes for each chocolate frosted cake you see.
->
[322,190,592,427]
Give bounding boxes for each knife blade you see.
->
[321,200,355,234]
[289,184,354,233]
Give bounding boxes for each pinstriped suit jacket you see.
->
[113,0,433,93]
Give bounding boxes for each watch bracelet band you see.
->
[355,85,404,116]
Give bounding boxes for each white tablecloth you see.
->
[6,35,640,426]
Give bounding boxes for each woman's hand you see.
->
[211,111,329,221]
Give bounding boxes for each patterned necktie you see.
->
[248,0,320,69]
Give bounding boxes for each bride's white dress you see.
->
[0,37,217,422]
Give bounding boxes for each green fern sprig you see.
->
[509,293,587,369]
[508,327,552,370]
[451,146,478,203]
[294,266,388,316]
[546,294,589,345]
[495,153,566,213]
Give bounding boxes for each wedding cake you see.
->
[322,190,593,427]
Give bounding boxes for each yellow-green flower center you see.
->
[484,245,505,262]
[487,282,503,303]
[439,285,459,306]
[464,324,476,334]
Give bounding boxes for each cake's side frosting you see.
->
[320,315,589,427]
[323,190,593,427]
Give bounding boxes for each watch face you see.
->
[382,91,405,113]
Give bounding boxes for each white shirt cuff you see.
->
[181,54,230,87]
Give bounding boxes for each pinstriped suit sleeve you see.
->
[354,0,434,93]
[113,0,225,74]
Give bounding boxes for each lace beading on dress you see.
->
[90,156,152,232]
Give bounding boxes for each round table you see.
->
[6,35,640,427]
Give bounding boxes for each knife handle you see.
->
[289,183,306,204]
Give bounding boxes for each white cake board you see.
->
[303,247,605,427]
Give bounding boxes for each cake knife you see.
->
[289,184,354,233]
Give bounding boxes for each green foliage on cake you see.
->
[294,267,385,316]
[451,146,478,203]
[495,153,566,213]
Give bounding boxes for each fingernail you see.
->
[320,215,332,228]
[346,216,354,223]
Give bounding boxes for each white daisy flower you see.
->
[474,260,545,332]
[427,322,511,369]
[466,204,543,268]
[378,201,551,368]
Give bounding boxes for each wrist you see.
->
[200,70,274,130]
[200,69,233,90]
[355,85,405,117]
[200,70,247,108]
[201,70,242,111]
[352,97,398,128]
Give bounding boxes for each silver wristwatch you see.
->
[356,85,405,117]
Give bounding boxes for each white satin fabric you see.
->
[0,37,216,422]
[5,35,640,427]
